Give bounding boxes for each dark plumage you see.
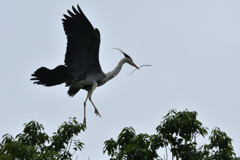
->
[31,65,73,86]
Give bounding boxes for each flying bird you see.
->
[31,5,139,126]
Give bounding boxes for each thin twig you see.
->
[68,135,76,152]
[127,65,151,75]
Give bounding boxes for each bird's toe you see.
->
[95,109,101,117]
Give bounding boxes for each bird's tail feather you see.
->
[31,65,73,86]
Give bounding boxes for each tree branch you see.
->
[127,65,151,75]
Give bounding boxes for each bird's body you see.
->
[31,5,138,126]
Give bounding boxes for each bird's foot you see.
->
[95,108,101,117]
[83,119,86,127]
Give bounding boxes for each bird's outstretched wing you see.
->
[62,5,105,80]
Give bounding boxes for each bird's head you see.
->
[113,48,139,69]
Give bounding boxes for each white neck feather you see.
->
[99,58,128,86]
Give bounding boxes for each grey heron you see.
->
[31,5,139,126]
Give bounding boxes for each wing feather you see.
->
[62,5,105,80]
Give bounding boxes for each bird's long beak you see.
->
[133,63,139,69]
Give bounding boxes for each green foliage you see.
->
[0,110,238,160]
[0,117,85,160]
[104,109,238,160]
[202,127,236,160]
[156,109,208,159]
[103,127,161,160]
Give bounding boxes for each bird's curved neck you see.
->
[99,58,127,86]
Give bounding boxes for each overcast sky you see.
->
[1,0,240,159]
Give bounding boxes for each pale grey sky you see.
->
[1,0,240,159]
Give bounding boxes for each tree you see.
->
[156,109,208,159]
[103,127,162,160]
[0,117,85,159]
[104,109,238,160]
[202,127,236,160]
[1,110,238,159]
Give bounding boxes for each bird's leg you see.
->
[83,93,89,126]
[89,97,101,117]
[88,82,101,117]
